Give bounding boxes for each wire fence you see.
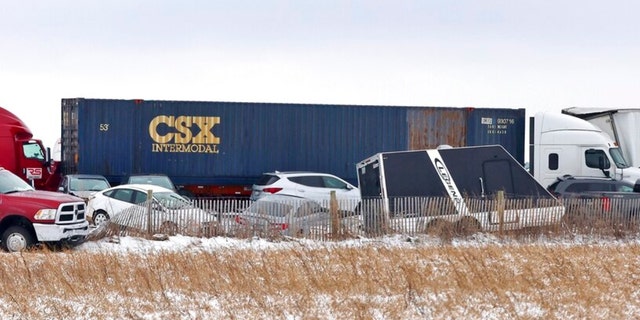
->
[91,196,640,241]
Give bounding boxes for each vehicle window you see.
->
[154,192,191,209]
[129,176,175,190]
[0,170,34,193]
[619,185,634,192]
[585,149,610,169]
[82,178,110,191]
[69,178,110,191]
[548,153,559,170]
[132,190,148,204]
[289,176,324,187]
[248,200,292,217]
[255,175,280,186]
[566,182,616,193]
[60,177,68,189]
[589,183,615,192]
[609,148,630,169]
[69,179,81,191]
[322,176,347,189]
[565,183,588,193]
[295,201,324,217]
[111,189,134,203]
[547,181,560,193]
[22,142,45,160]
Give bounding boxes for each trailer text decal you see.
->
[426,150,469,215]
[482,117,515,135]
[148,115,220,153]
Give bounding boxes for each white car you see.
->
[86,184,217,235]
[250,171,361,212]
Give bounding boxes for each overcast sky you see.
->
[2,1,639,152]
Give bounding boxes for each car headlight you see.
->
[34,209,57,220]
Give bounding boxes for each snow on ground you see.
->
[76,232,640,254]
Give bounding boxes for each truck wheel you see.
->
[93,211,110,226]
[2,226,34,252]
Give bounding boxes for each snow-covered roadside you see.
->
[75,232,640,254]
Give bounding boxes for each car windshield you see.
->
[129,176,175,190]
[619,184,635,192]
[22,141,45,160]
[70,178,110,191]
[246,200,294,218]
[0,170,34,194]
[153,191,192,209]
[609,148,630,169]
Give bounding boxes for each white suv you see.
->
[250,171,361,212]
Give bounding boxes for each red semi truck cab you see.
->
[0,167,89,251]
[0,106,61,191]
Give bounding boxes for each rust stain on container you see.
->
[407,108,467,150]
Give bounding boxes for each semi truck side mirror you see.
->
[598,157,610,177]
[634,179,640,193]
[45,147,53,167]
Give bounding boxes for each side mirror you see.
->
[598,157,606,169]
[598,157,610,177]
[45,147,53,166]
[634,179,640,193]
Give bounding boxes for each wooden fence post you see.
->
[330,191,340,240]
[497,190,505,236]
[147,189,153,236]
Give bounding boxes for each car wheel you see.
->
[2,226,34,252]
[93,211,110,227]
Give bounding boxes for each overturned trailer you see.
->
[356,145,565,235]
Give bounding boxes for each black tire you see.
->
[93,210,110,227]
[2,226,34,252]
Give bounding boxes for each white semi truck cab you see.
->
[530,112,640,188]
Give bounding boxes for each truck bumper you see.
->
[33,221,90,244]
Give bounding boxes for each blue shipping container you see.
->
[61,98,525,196]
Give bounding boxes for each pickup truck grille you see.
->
[58,203,86,223]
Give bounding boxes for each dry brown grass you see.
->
[0,238,639,319]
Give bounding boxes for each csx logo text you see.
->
[149,115,220,144]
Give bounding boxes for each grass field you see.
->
[0,233,638,319]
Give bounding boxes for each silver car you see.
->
[234,194,362,238]
[58,174,111,201]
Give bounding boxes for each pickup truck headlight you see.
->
[34,209,57,221]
